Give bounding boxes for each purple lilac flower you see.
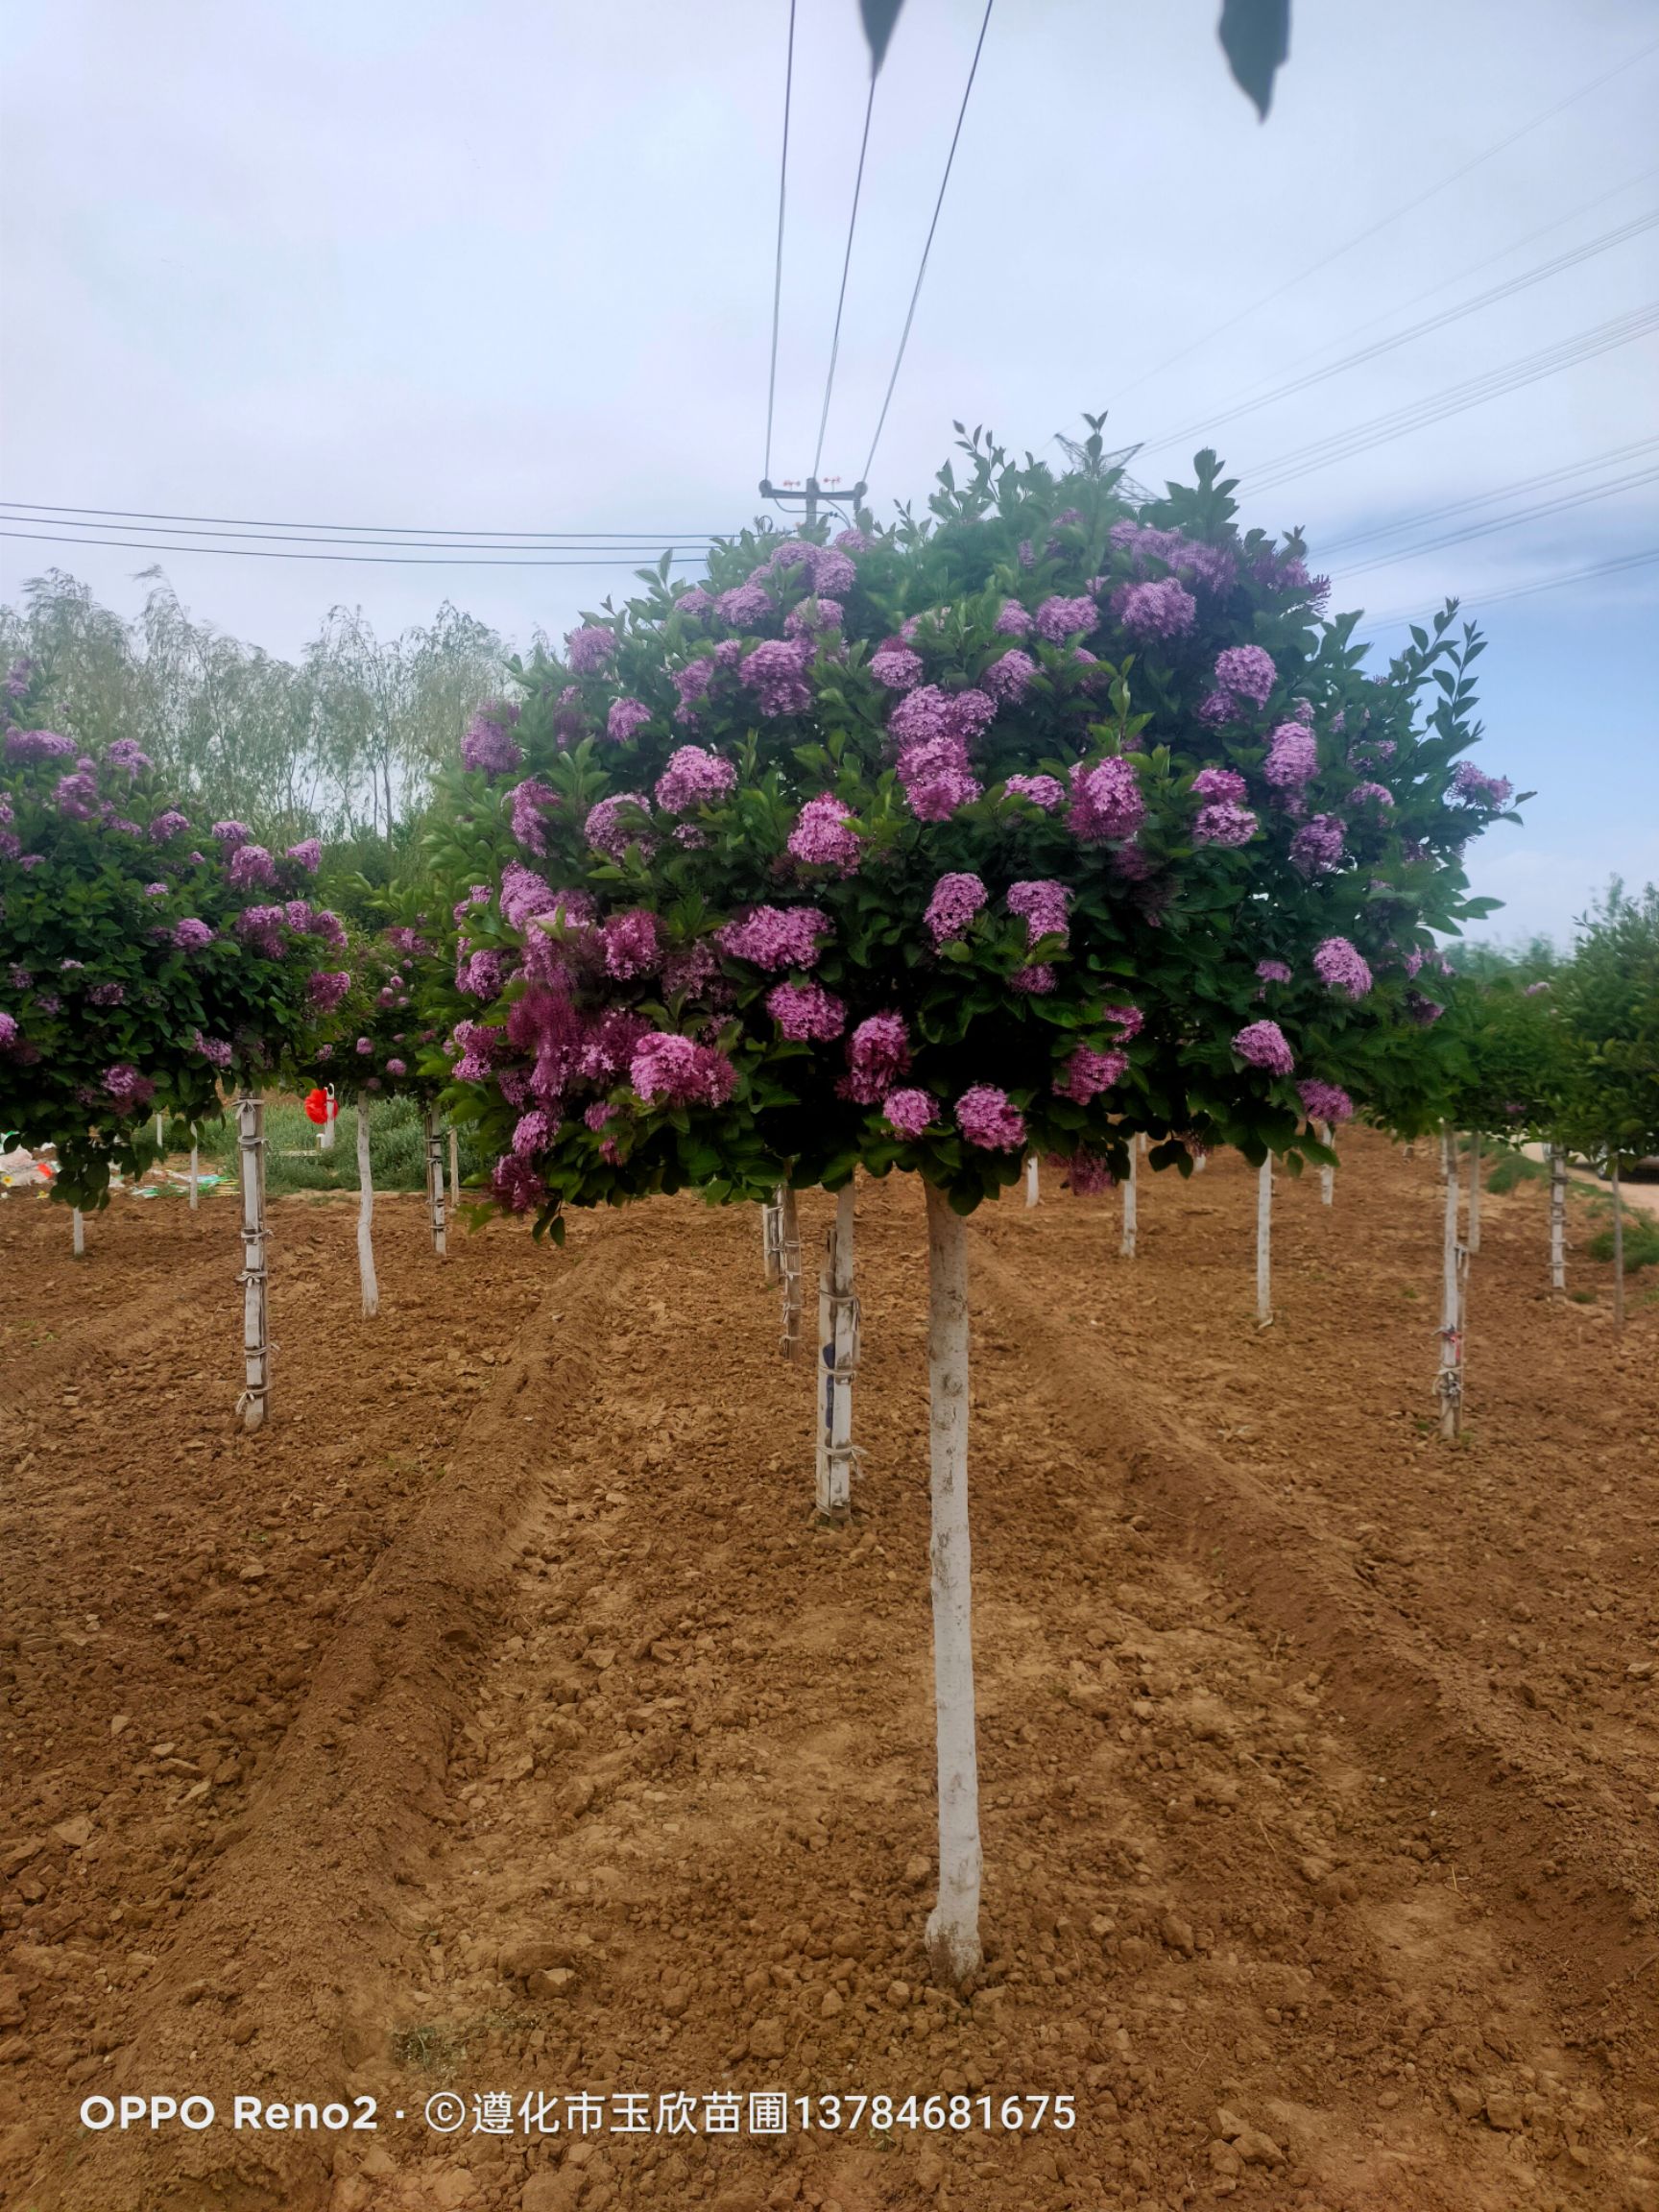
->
[1033,595,1096,642]
[141,881,168,898]
[1263,724,1318,789]
[661,942,718,999]
[212,820,252,848]
[787,792,861,874]
[1298,1079,1354,1124]
[508,777,560,856]
[451,1019,504,1080]
[887,685,996,750]
[1406,991,1444,1027]
[1003,773,1064,811]
[716,904,829,971]
[805,546,856,596]
[1111,579,1197,640]
[1193,800,1258,848]
[672,657,716,723]
[993,600,1033,637]
[1524,980,1551,998]
[1006,879,1070,950]
[1450,761,1514,808]
[1109,522,1238,596]
[1349,781,1394,809]
[925,872,987,947]
[784,596,842,638]
[567,625,615,673]
[148,809,190,843]
[1055,1047,1128,1103]
[766,980,846,1040]
[1068,757,1144,843]
[956,1085,1025,1151]
[512,1108,556,1159]
[500,862,563,932]
[86,981,125,1006]
[1289,813,1345,876]
[1101,1003,1144,1041]
[739,637,814,717]
[1256,959,1291,984]
[185,1028,232,1070]
[228,843,277,892]
[878,1088,934,1138]
[1232,1020,1294,1075]
[844,1013,910,1104]
[606,697,652,744]
[654,746,736,813]
[461,701,523,775]
[673,587,715,622]
[491,1154,547,1214]
[713,637,744,670]
[106,737,150,775]
[715,583,774,630]
[601,908,661,979]
[1011,964,1056,995]
[1053,1149,1115,1196]
[172,918,214,950]
[56,772,100,819]
[584,793,653,861]
[1313,937,1373,999]
[897,734,981,821]
[354,1036,373,1056]
[102,1063,155,1113]
[982,650,1036,704]
[0,1011,17,1049]
[833,528,872,552]
[630,1032,737,1108]
[1213,645,1277,709]
[456,950,514,1000]
[5,730,76,763]
[870,639,924,691]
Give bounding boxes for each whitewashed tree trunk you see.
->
[154,1111,164,1149]
[1025,1156,1039,1208]
[447,1124,460,1210]
[761,1188,783,1286]
[1319,1121,1335,1207]
[1256,1155,1272,1325]
[778,1184,802,1356]
[1436,1125,1465,1440]
[1611,1158,1625,1329]
[1466,1128,1482,1253]
[235,1094,270,1432]
[1119,1145,1138,1258]
[1437,1127,1452,1183]
[1549,1143,1567,1292]
[814,1185,858,1521]
[71,1207,84,1258]
[923,1182,982,1986]
[1193,1147,1207,1174]
[424,1108,446,1256]
[319,1087,336,1152]
[189,1141,200,1213]
[355,1102,379,1319]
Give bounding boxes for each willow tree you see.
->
[424,427,1508,1981]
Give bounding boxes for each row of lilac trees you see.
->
[416,428,1512,1979]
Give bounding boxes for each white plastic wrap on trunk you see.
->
[1119,1145,1137,1258]
[356,1102,379,1319]
[235,1094,270,1432]
[1319,1121,1334,1207]
[1024,1156,1039,1208]
[424,1108,447,1256]
[189,1141,200,1213]
[814,1185,859,1520]
[1549,1144,1567,1291]
[71,1207,84,1258]
[923,1182,983,1986]
[1193,1147,1207,1174]
[1612,1160,1625,1329]
[778,1185,802,1356]
[1256,1155,1272,1326]
[761,1190,783,1286]
[1436,1128,1465,1439]
[1466,1129,1482,1253]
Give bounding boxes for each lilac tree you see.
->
[424,428,1509,1979]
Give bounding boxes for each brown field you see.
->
[2,1129,1656,2212]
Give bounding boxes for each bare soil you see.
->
[1,1132,1655,2212]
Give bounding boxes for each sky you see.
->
[2,0,1656,947]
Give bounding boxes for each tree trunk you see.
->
[1025,1156,1039,1208]
[761,1189,783,1286]
[1437,1127,1452,1184]
[356,1102,379,1318]
[71,1207,84,1258]
[189,1141,200,1213]
[815,1185,858,1521]
[235,1094,270,1432]
[1612,1158,1625,1328]
[923,1182,982,1987]
[1319,1121,1334,1207]
[1436,1125,1464,1440]
[1466,1128,1481,1253]
[1119,1146,1137,1258]
[1549,1143,1567,1292]
[424,1108,446,1256]
[319,1086,336,1152]
[778,1185,802,1355]
[1193,1147,1207,1174]
[1256,1155,1272,1326]
[448,1124,461,1211]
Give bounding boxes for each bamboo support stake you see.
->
[814,1185,859,1521]
[1549,1144,1567,1292]
[1119,1146,1138,1258]
[1612,1158,1625,1329]
[1025,1156,1039,1208]
[424,1108,447,1256]
[1467,1128,1482,1253]
[1319,1121,1335,1207]
[319,1086,336,1152]
[761,1189,783,1286]
[1256,1155,1272,1326]
[447,1124,460,1211]
[356,1102,379,1318]
[1436,1126,1464,1440]
[923,1182,982,1986]
[778,1185,802,1356]
[235,1094,270,1432]
[71,1207,84,1258]
[189,1141,200,1213]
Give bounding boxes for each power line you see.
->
[859,0,995,485]
[1335,464,1659,577]
[1317,438,1659,556]
[1245,301,1659,492]
[1142,207,1659,455]
[1104,32,1659,410]
[1362,545,1659,627]
[811,73,879,481]
[0,507,726,553]
[0,499,726,543]
[0,528,708,568]
[762,0,798,485]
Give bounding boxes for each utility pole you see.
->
[757,476,868,532]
